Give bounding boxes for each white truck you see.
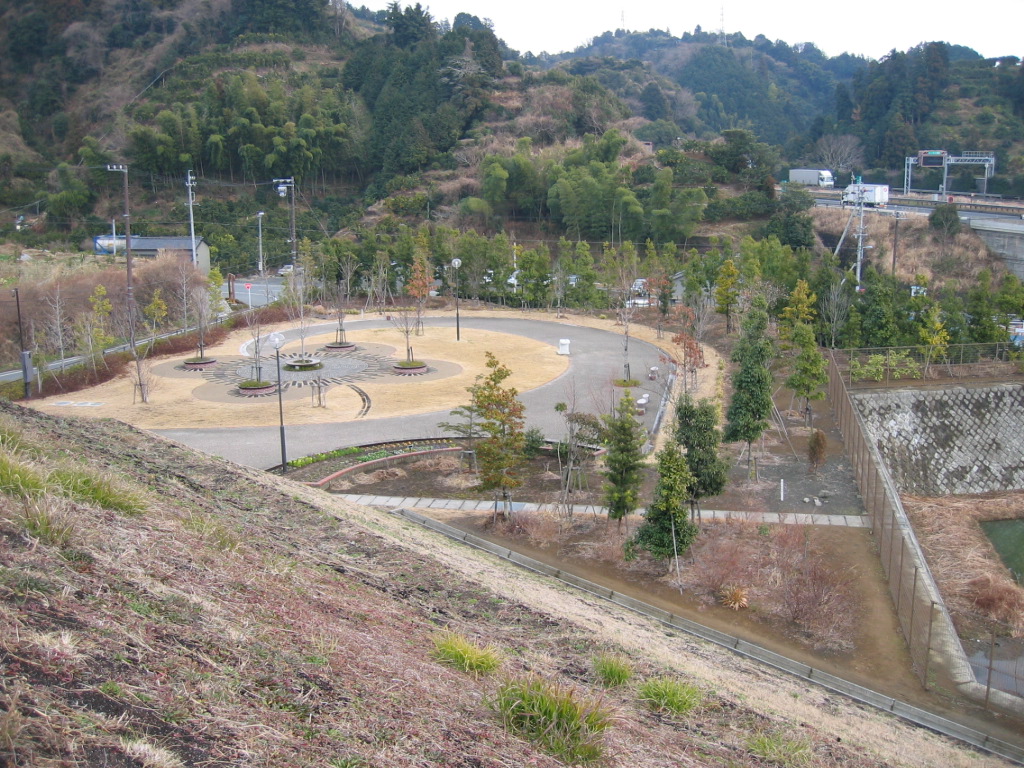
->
[788,168,834,187]
[842,183,889,207]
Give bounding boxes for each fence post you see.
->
[984,629,996,710]
[896,537,906,614]
[888,510,899,580]
[908,566,919,646]
[923,601,936,689]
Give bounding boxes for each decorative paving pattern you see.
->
[200,347,400,396]
[347,384,371,417]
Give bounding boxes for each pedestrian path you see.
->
[336,494,869,527]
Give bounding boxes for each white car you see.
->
[277,264,294,276]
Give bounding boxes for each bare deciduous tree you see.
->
[113,302,153,403]
[812,135,864,174]
[40,283,73,371]
[821,279,852,348]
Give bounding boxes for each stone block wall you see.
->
[853,384,1024,496]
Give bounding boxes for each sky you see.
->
[419,0,1021,61]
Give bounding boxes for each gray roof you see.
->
[131,236,207,250]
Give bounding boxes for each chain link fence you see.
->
[833,342,1022,390]
[828,353,1024,718]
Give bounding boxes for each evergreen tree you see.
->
[724,297,774,472]
[785,322,829,425]
[639,82,670,121]
[715,258,740,333]
[625,441,698,562]
[674,394,729,521]
[601,392,646,531]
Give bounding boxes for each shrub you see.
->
[807,429,827,473]
[21,500,74,546]
[430,631,501,677]
[0,454,46,498]
[523,427,546,458]
[489,676,612,764]
[49,467,146,516]
[35,353,132,398]
[592,653,633,687]
[746,731,813,767]
[637,677,702,715]
[717,584,749,610]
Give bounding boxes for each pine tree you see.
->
[601,392,646,531]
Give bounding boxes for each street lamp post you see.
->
[186,170,198,267]
[451,258,462,341]
[256,211,265,275]
[106,164,133,305]
[273,178,296,268]
[269,332,287,472]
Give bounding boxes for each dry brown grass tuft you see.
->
[500,509,563,546]
[410,456,460,472]
[905,492,1024,636]
[349,467,406,484]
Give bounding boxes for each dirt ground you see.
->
[298,406,912,703]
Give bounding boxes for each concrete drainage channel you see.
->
[390,507,1024,765]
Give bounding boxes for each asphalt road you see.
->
[154,316,671,470]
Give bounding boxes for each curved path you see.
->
[155,316,670,470]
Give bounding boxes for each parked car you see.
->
[277,264,294,276]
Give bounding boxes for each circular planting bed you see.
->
[393,361,428,374]
[237,381,276,396]
[183,358,218,370]
[285,356,323,371]
[325,342,355,350]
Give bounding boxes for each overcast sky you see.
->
[419,0,1020,61]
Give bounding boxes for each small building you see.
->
[94,235,211,275]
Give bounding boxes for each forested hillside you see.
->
[1,0,1023,375]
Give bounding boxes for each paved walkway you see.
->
[336,494,870,527]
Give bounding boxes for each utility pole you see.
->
[11,288,30,398]
[186,170,198,268]
[853,177,868,288]
[274,178,296,267]
[892,213,903,276]
[106,164,133,305]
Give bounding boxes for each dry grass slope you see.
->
[0,401,1016,767]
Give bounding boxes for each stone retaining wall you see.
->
[853,384,1024,496]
